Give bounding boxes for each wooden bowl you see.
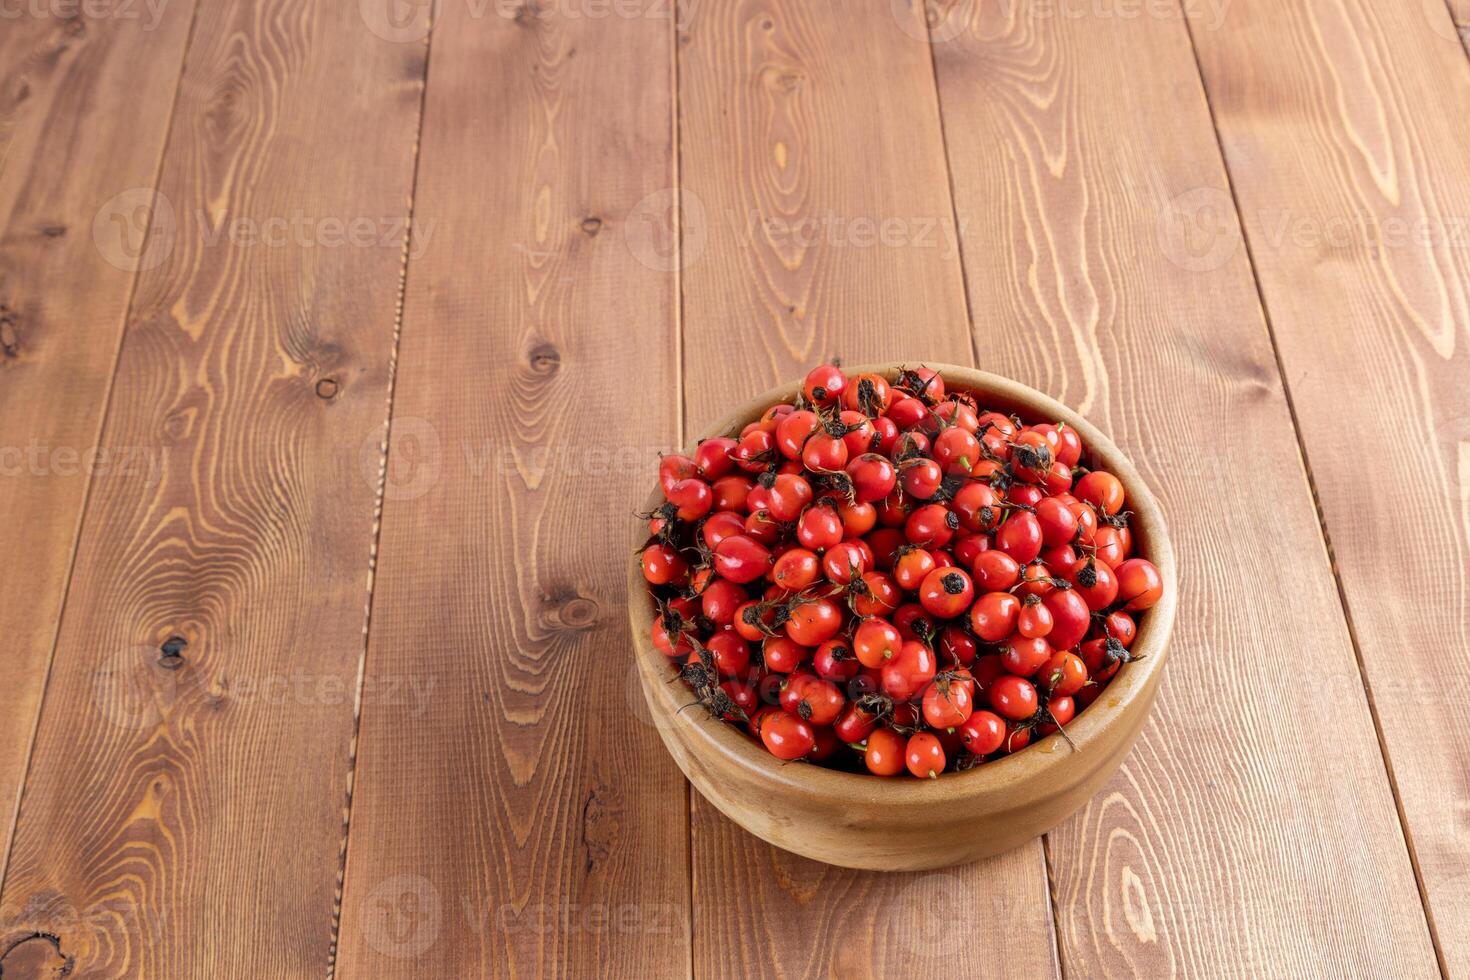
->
[628,364,1177,871]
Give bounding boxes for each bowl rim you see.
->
[628,362,1177,805]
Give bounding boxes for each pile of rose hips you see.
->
[639,364,1165,779]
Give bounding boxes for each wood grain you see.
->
[0,0,427,974]
[1188,0,1470,972]
[677,1,1058,976]
[0,8,195,890]
[330,5,689,978]
[928,2,1440,976]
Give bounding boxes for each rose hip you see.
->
[641,364,1166,778]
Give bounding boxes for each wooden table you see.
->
[1,1,1466,976]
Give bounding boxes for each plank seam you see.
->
[323,12,438,978]
[0,0,205,903]
[1173,8,1449,977]
[1439,0,1470,59]
[920,16,1064,979]
[919,28,981,373]
[672,5,694,978]
[1040,835,1070,980]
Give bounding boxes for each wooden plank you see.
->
[677,1,1059,976]
[928,4,1440,977]
[1187,1,1470,972]
[331,6,689,979]
[0,8,195,890]
[0,0,427,974]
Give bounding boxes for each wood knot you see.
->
[527,342,561,376]
[162,409,193,442]
[158,636,188,670]
[580,782,619,873]
[0,306,20,359]
[580,216,603,236]
[205,85,242,136]
[40,224,66,238]
[559,596,599,629]
[315,378,340,400]
[0,931,73,977]
[542,591,600,633]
